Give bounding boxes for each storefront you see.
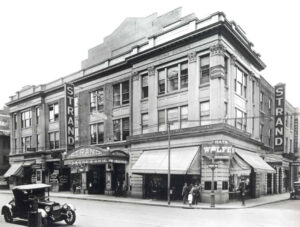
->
[131,146,201,200]
[64,146,129,195]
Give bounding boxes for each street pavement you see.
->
[0,192,299,227]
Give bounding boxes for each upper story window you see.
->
[141,113,149,134]
[158,61,188,95]
[113,117,129,141]
[49,132,59,149]
[90,89,104,113]
[235,68,247,98]
[13,114,17,130]
[290,115,293,129]
[113,81,129,107]
[200,101,210,126]
[90,123,104,144]
[260,124,264,141]
[268,98,272,112]
[200,55,210,84]
[285,113,289,127]
[235,108,247,131]
[49,103,59,122]
[224,56,228,86]
[36,107,40,125]
[21,136,31,152]
[21,110,32,128]
[141,74,149,99]
[158,105,188,131]
[259,92,264,109]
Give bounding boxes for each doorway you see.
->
[87,165,105,194]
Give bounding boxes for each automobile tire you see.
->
[3,208,13,223]
[64,210,76,225]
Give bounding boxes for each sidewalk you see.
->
[0,189,290,210]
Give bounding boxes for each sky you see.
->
[0,0,299,109]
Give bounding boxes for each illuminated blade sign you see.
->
[274,84,285,152]
[65,83,75,151]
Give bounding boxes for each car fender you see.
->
[67,204,76,211]
[38,209,48,218]
[1,204,13,216]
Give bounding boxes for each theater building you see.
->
[5,8,298,202]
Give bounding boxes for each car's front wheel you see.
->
[3,208,13,223]
[64,210,76,225]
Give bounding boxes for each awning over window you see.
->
[131,146,200,175]
[235,149,275,173]
[3,163,23,178]
[230,155,251,176]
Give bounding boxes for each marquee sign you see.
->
[65,83,75,151]
[274,84,285,152]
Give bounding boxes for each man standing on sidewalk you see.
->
[239,178,247,206]
[182,182,189,204]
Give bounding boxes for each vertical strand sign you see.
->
[65,83,75,152]
[274,83,285,152]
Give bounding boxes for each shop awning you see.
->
[235,149,275,173]
[23,160,36,166]
[3,163,23,178]
[230,155,251,176]
[131,146,200,175]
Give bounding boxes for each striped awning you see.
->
[3,163,23,178]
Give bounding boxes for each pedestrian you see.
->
[72,182,76,194]
[239,178,247,206]
[188,184,194,207]
[194,184,200,205]
[182,182,189,204]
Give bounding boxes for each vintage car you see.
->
[1,183,76,226]
[290,181,300,199]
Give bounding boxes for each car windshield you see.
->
[30,188,49,201]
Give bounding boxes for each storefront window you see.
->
[204,181,217,190]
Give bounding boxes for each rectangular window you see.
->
[113,84,121,107]
[49,132,59,149]
[200,101,210,126]
[141,74,148,99]
[36,107,40,125]
[222,181,228,190]
[21,110,32,128]
[268,98,272,111]
[167,65,179,92]
[13,114,17,130]
[113,117,129,141]
[90,89,104,113]
[224,56,228,86]
[122,81,129,105]
[204,181,217,190]
[21,136,31,152]
[167,108,179,130]
[122,118,129,140]
[158,110,166,132]
[141,113,149,134]
[113,81,129,107]
[180,106,188,128]
[90,123,104,144]
[14,138,17,153]
[290,115,293,129]
[49,103,59,122]
[158,69,166,95]
[113,119,120,141]
[200,55,210,84]
[260,92,264,109]
[252,80,255,103]
[74,96,79,117]
[180,62,188,89]
[235,68,247,98]
[260,124,264,141]
[235,108,247,131]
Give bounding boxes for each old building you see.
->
[0,107,10,188]
[5,8,298,202]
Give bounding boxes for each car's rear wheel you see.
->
[3,208,13,223]
[64,210,76,225]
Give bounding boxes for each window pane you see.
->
[142,113,149,134]
[167,65,178,92]
[122,118,129,140]
[113,84,120,107]
[141,75,148,99]
[54,104,59,121]
[236,68,243,83]
[90,92,97,112]
[200,101,210,126]
[180,62,188,89]
[97,89,104,112]
[158,110,166,131]
[167,108,179,130]
[90,124,97,144]
[122,81,129,105]
[200,55,210,84]
[97,123,104,143]
[158,69,166,95]
[113,119,120,141]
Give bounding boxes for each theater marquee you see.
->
[274,84,285,152]
[65,83,75,151]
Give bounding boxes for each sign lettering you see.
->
[274,84,285,152]
[65,83,75,151]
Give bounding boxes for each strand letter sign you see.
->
[65,83,75,152]
[274,84,285,152]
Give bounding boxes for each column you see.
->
[147,66,157,133]
[131,71,141,136]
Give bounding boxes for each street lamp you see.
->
[208,150,218,208]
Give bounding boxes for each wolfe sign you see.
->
[274,84,285,152]
[65,83,75,151]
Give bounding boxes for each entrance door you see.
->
[267,173,272,194]
[112,164,125,196]
[87,165,105,194]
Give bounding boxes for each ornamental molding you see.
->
[188,52,197,63]
[148,66,155,76]
[210,43,226,56]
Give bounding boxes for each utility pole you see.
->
[208,150,217,208]
[167,122,171,206]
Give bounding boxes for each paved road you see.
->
[0,193,299,227]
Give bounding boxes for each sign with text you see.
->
[274,84,285,152]
[65,83,75,151]
[203,140,233,155]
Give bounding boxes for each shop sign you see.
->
[274,84,285,152]
[294,118,298,152]
[65,83,75,151]
[203,140,233,155]
[68,147,104,158]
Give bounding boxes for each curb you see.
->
[0,190,290,210]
